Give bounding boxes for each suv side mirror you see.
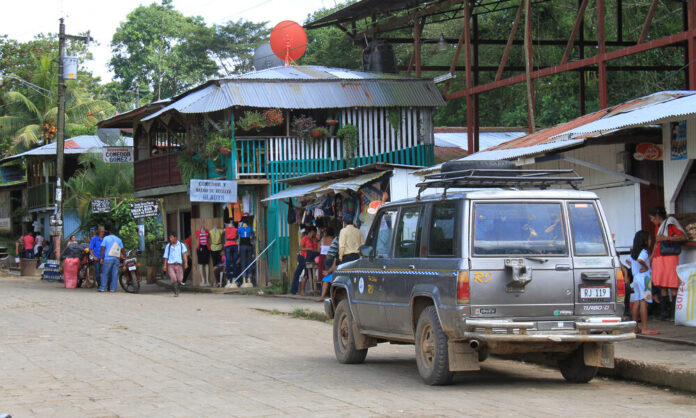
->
[359,245,373,258]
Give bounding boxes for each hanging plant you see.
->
[264,108,284,127]
[326,119,339,126]
[311,127,329,139]
[177,154,207,186]
[337,124,359,158]
[204,136,231,161]
[387,108,401,134]
[291,114,316,141]
[236,111,267,132]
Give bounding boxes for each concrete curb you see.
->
[636,334,696,347]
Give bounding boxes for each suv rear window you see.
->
[568,202,608,256]
[473,202,568,256]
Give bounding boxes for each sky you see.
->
[1,0,336,82]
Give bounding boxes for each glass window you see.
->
[430,202,457,256]
[368,210,398,258]
[473,203,568,256]
[395,206,423,258]
[568,202,608,256]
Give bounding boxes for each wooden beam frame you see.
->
[496,0,524,81]
[637,0,659,44]
[561,0,589,65]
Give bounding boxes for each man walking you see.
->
[89,226,105,288]
[163,232,188,297]
[338,213,364,264]
[99,225,124,292]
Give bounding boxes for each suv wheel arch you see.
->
[411,296,440,334]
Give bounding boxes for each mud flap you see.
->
[353,322,377,350]
[583,342,615,368]
[448,341,480,372]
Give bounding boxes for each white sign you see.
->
[190,179,238,203]
[0,218,10,229]
[103,147,134,163]
[62,56,78,79]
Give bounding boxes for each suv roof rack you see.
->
[416,168,584,199]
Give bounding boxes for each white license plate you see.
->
[128,265,137,271]
[580,286,610,300]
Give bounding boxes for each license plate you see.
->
[580,286,610,300]
[128,265,137,271]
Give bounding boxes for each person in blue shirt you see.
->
[238,221,255,285]
[99,225,124,292]
[163,232,188,297]
[88,226,105,289]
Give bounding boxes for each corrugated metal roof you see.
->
[263,171,389,202]
[434,131,526,150]
[3,135,133,162]
[142,66,444,121]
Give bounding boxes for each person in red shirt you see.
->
[649,206,687,320]
[290,225,318,295]
[23,232,35,259]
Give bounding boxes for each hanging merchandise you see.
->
[334,194,344,218]
[676,263,696,327]
[286,200,297,224]
[242,192,254,215]
[314,206,324,218]
[321,195,334,217]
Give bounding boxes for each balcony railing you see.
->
[134,153,182,191]
[28,183,55,210]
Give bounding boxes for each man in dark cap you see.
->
[338,213,364,264]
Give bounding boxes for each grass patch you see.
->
[260,307,330,324]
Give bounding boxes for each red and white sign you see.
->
[103,147,134,163]
[633,143,663,161]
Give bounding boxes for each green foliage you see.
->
[337,124,358,158]
[386,109,401,133]
[311,127,329,139]
[210,20,271,75]
[204,135,231,163]
[235,111,266,132]
[301,2,362,69]
[176,153,207,186]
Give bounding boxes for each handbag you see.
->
[660,240,682,256]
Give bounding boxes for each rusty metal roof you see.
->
[141,66,444,121]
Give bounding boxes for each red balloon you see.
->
[270,20,307,63]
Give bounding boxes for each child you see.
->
[624,230,658,335]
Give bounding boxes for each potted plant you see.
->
[177,153,207,185]
[205,136,231,160]
[311,127,329,139]
[236,111,267,132]
[264,108,284,127]
[326,119,339,135]
[291,114,316,141]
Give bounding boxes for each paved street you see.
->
[1,276,695,417]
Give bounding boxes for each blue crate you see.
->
[42,260,63,282]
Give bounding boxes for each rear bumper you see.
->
[456,318,636,343]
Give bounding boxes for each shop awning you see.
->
[262,171,388,202]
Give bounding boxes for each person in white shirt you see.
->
[163,232,189,297]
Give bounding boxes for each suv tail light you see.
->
[615,268,625,303]
[457,271,469,304]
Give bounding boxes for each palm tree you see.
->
[0,54,116,155]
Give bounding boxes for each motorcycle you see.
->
[119,249,141,293]
[77,247,96,288]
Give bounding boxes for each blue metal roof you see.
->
[142,66,445,121]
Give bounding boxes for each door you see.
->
[568,201,618,316]
[351,208,397,331]
[384,204,424,333]
[468,201,574,319]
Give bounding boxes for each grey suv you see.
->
[324,161,636,385]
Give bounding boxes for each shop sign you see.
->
[367,201,382,214]
[670,121,687,160]
[190,179,238,203]
[103,147,134,163]
[91,199,112,214]
[633,142,663,161]
[0,218,10,229]
[129,200,159,219]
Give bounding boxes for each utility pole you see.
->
[54,18,91,260]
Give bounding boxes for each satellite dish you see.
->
[270,20,307,66]
[253,43,284,70]
[97,128,122,145]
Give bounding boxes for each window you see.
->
[429,202,457,256]
[568,202,608,256]
[396,206,422,258]
[368,210,397,258]
[473,203,568,256]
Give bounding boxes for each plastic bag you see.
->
[63,257,80,289]
[675,263,696,327]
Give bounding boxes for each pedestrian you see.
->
[238,221,255,283]
[163,232,189,297]
[99,225,124,293]
[317,231,340,302]
[23,231,35,259]
[89,226,106,289]
[68,234,78,245]
[625,230,658,334]
[338,213,364,264]
[224,222,239,288]
[297,225,319,296]
[649,206,687,320]
[316,226,335,284]
[33,231,44,260]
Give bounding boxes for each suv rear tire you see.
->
[558,345,598,383]
[415,306,453,385]
[333,299,368,364]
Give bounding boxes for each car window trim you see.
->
[394,203,425,259]
[567,200,609,257]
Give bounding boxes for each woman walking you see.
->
[649,206,687,320]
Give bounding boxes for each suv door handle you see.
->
[555,264,571,271]
[382,265,387,270]
[408,265,416,270]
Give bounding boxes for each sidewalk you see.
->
[223,293,696,393]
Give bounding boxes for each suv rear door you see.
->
[567,201,618,316]
[468,200,575,319]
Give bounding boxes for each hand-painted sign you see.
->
[103,147,134,163]
[190,179,238,203]
[91,199,112,213]
[129,200,159,219]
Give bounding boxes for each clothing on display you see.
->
[209,226,224,252]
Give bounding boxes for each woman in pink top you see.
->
[23,232,35,259]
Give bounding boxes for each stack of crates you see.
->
[42,260,62,282]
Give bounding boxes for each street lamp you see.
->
[437,33,448,51]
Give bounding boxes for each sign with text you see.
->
[103,147,134,163]
[0,218,10,229]
[190,179,238,203]
[129,200,159,219]
[91,199,112,214]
